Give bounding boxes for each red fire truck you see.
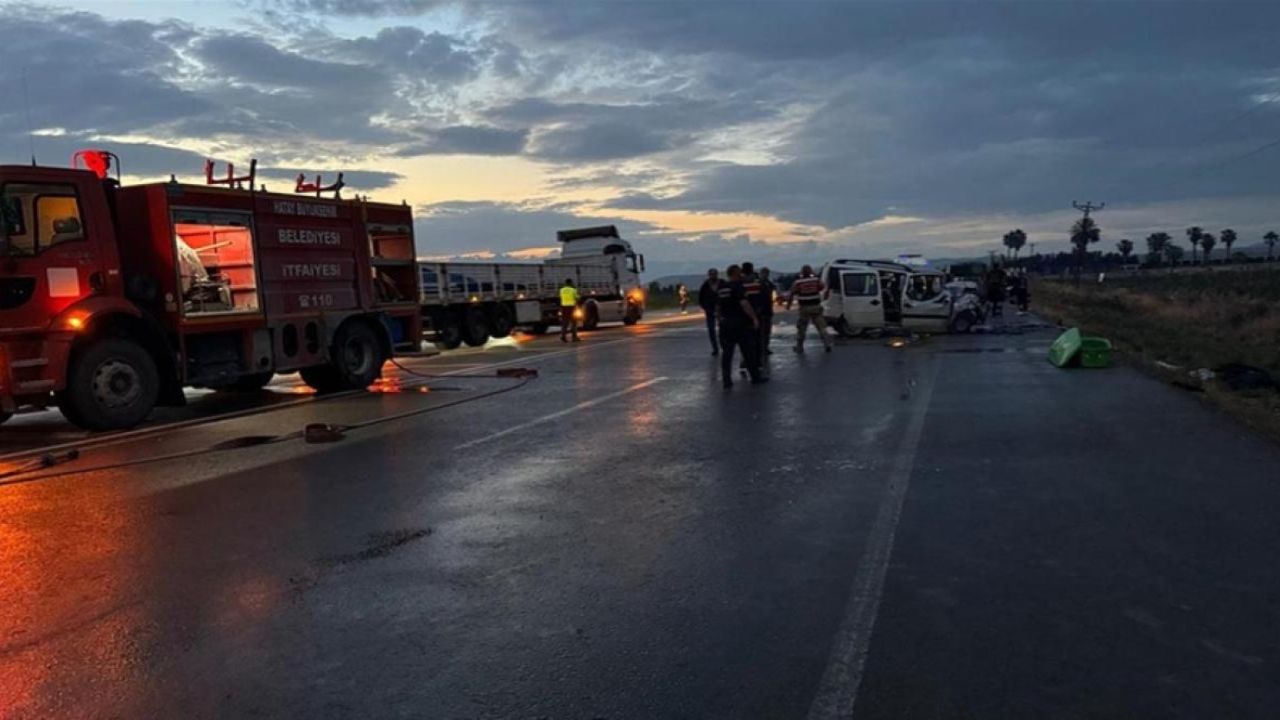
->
[0,151,421,430]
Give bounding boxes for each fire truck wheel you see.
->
[57,338,159,430]
[581,304,600,331]
[489,304,515,339]
[329,321,385,390]
[437,314,464,350]
[462,308,490,347]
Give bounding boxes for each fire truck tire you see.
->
[462,308,490,347]
[489,304,516,339]
[57,338,159,430]
[437,314,464,350]
[581,304,600,331]
[304,322,385,393]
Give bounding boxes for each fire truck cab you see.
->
[0,153,421,430]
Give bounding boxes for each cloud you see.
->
[395,126,528,156]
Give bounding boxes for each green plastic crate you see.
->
[1079,336,1113,368]
[1048,327,1113,368]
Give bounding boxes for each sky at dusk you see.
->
[1,1,1278,277]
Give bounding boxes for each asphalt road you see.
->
[2,311,1279,719]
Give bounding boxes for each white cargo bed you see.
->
[417,260,622,305]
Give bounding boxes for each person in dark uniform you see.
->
[738,262,765,377]
[717,264,765,388]
[756,267,777,355]
[697,268,721,355]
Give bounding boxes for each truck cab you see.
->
[1,152,420,430]
[547,225,645,329]
[819,259,956,336]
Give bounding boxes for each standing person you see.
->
[697,268,722,355]
[739,262,764,376]
[717,264,765,388]
[985,264,1008,318]
[787,264,833,352]
[559,278,580,343]
[677,284,690,314]
[1013,270,1030,313]
[756,267,777,355]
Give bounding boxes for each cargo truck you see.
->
[0,151,421,430]
[418,225,646,349]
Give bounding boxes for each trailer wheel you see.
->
[623,315,639,326]
[302,322,385,393]
[581,304,600,331]
[437,313,464,350]
[489,304,516,339]
[526,323,549,336]
[463,307,490,347]
[56,338,159,430]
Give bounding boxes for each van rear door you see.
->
[838,270,884,330]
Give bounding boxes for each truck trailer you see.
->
[418,225,646,349]
[0,152,421,430]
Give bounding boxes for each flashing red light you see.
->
[72,150,113,179]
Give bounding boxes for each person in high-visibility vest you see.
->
[787,264,832,352]
[559,278,581,343]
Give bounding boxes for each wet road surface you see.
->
[2,312,1279,718]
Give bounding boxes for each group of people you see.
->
[697,263,833,389]
[983,265,1031,317]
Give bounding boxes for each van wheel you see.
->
[56,338,159,430]
[951,311,976,334]
[490,304,516,339]
[582,304,600,331]
[303,322,385,393]
[463,307,490,347]
[437,313,463,350]
[832,318,858,338]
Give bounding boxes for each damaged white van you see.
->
[818,259,982,335]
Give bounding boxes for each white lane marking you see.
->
[453,377,668,450]
[806,362,939,720]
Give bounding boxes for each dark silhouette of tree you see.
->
[1146,232,1171,266]
[1070,217,1100,277]
[1200,232,1217,263]
[1165,243,1185,271]
[1185,226,1204,263]
[1116,238,1134,259]
[1220,228,1237,260]
[1265,231,1279,260]
[1002,228,1027,260]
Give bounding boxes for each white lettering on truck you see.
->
[277,228,341,246]
[281,263,342,279]
[272,200,338,218]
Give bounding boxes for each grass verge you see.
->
[1033,269,1280,444]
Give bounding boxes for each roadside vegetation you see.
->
[1034,268,1280,441]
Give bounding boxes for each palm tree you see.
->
[1200,232,1217,263]
[1070,217,1101,277]
[1220,228,1237,261]
[1185,226,1204,263]
[1002,229,1027,261]
[1265,231,1279,261]
[1146,232,1171,266]
[1165,243,1185,271]
[1116,238,1134,261]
